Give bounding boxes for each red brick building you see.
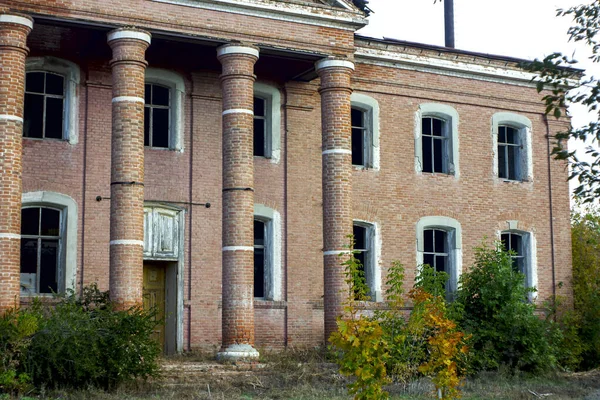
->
[0,0,573,358]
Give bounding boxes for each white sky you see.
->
[357,0,599,199]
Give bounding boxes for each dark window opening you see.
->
[352,108,367,166]
[423,229,448,274]
[24,72,65,140]
[144,83,171,148]
[254,220,266,298]
[254,97,267,157]
[501,232,525,274]
[498,126,520,180]
[421,117,447,174]
[20,207,61,294]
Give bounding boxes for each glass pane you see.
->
[144,84,151,104]
[45,97,64,139]
[512,234,522,255]
[351,108,364,128]
[353,225,366,250]
[21,208,40,235]
[23,94,44,138]
[423,253,434,268]
[45,73,64,96]
[435,255,447,273]
[517,257,526,275]
[498,145,507,179]
[433,138,444,173]
[501,233,510,252]
[498,126,506,143]
[507,146,517,180]
[253,119,265,157]
[254,220,264,245]
[432,118,443,136]
[434,230,447,253]
[254,97,265,117]
[352,128,364,166]
[254,248,265,298]
[144,107,150,146]
[26,72,45,93]
[422,136,432,173]
[152,85,169,106]
[424,229,434,252]
[39,239,58,294]
[422,118,432,136]
[506,127,516,144]
[152,108,169,148]
[20,238,38,274]
[41,208,60,236]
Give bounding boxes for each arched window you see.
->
[492,112,533,182]
[351,93,380,170]
[415,103,460,177]
[500,226,537,294]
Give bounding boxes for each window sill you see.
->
[253,299,287,309]
[23,137,68,142]
[145,146,177,151]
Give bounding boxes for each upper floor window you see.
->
[351,93,380,170]
[24,57,80,144]
[144,83,170,148]
[145,68,185,151]
[492,113,533,182]
[353,221,381,301]
[415,103,459,177]
[253,83,281,163]
[254,205,282,300]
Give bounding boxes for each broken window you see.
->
[498,125,520,181]
[352,107,373,167]
[20,207,62,294]
[501,232,526,275]
[254,219,267,298]
[23,71,65,140]
[253,96,269,157]
[353,222,379,301]
[144,83,171,148]
[421,117,449,174]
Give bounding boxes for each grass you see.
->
[4,349,600,399]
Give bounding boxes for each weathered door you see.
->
[143,263,166,351]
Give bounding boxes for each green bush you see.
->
[453,243,556,373]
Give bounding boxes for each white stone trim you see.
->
[322,149,352,155]
[222,108,254,116]
[254,82,281,163]
[216,344,259,361]
[491,112,533,182]
[22,191,78,294]
[217,46,259,59]
[315,59,355,71]
[355,47,580,89]
[351,92,380,170]
[110,239,145,246]
[26,57,81,144]
[151,0,366,31]
[0,233,21,239]
[0,115,23,123]
[222,246,254,252]
[254,204,282,301]
[107,30,151,44]
[414,103,460,178]
[112,96,145,104]
[145,68,186,152]
[0,15,33,29]
[324,249,353,255]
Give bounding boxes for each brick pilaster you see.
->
[0,14,33,313]
[216,44,260,361]
[315,58,354,341]
[107,28,151,308]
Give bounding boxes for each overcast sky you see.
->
[357,0,599,198]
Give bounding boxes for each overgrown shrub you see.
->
[453,243,556,373]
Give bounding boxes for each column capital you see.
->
[217,43,259,60]
[315,57,354,73]
[0,13,33,30]
[107,27,151,45]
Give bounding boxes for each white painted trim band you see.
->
[217,46,260,59]
[324,250,353,256]
[110,240,144,246]
[0,233,20,240]
[222,246,254,252]
[107,30,151,44]
[0,115,23,123]
[112,96,145,104]
[316,59,355,71]
[0,15,33,29]
[322,149,352,155]
[222,108,254,116]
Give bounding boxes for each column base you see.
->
[216,344,260,362]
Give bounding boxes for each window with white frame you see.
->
[254,205,282,300]
[416,216,462,298]
[500,230,536,291]
[415,104,459,177]
[20,191,78,296]
[145,69,185,151]
[253,83,281,163]
[353,221,380,301]
[351,93,380,170]
[492,113,532,182]
[24,57,80,143]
